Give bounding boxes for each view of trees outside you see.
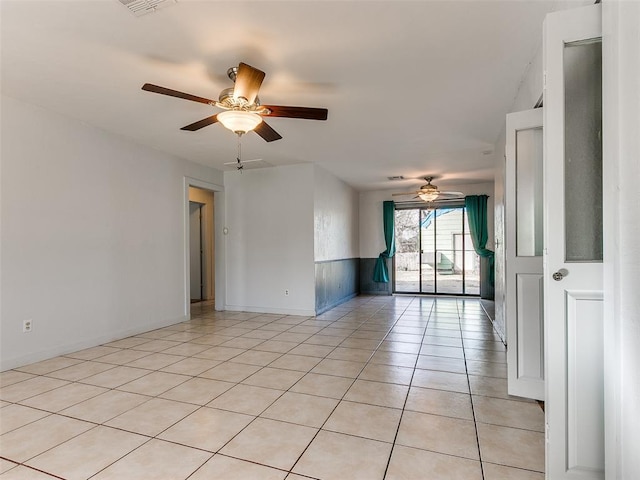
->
[394,207,480,295]
[395,209,420,253]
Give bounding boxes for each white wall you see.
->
[360,183,495,259]
[493,146,507,337]
[359,190,392,259]
[313,166,359,262]
[492,0,593,345]
[493,28,546,343]
[223,164,315,316]
[0,95,223,370]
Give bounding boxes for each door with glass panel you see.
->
[505,108,544,401]
[394,207,479,295]
[544,4,604,479]
[394,209,421,292]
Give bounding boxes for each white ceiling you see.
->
[1,0,587,191]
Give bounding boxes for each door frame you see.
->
[183,177,225,317]
[601,2,640,478]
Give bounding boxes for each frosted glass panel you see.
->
[516,127,543,257]
[564,40,603,262]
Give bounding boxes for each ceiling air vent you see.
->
[118,0,176,17]
[387,175,405,181]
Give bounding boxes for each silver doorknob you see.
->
[552,269,568,281]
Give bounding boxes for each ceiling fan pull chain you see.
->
[236,133,244,171]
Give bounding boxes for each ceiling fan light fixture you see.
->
[218,110,263,134]
[418,191,439,202]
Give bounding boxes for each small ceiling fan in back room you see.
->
[141,62,329,143]
[392,177,465,204]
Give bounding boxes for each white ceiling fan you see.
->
[392,176,464,203]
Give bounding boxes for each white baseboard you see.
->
[0,315,188,372]
[224,304,316,317]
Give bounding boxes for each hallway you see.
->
[0,296,544,479]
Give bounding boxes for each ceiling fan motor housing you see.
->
[420,184,438,193]
[420,177,438,193]
[218,87,235,105]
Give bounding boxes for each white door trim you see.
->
[602,1,640,478]
[183,177,225,316]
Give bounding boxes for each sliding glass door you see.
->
[394,206,479,295]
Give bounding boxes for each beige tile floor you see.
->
[0,296,545,479]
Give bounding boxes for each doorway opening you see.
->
[394,206,480,295]
[189,201,205,303]
[188,186,215,306]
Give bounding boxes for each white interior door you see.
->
[505,108,544,401]
[544,4,604,479]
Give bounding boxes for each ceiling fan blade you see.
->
[223,158,263,166]
[391,192,419,196]
[233,62,265,105]
[254,121,282,142]
[262,105,328,120]
[180,114,219,131]
[142,83,216,105]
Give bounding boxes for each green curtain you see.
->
[373,201,396,283]
[465,195,494,285]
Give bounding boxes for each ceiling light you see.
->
[418,191,439,202]
[217,110,263,134]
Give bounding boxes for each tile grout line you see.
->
[2,297,502,479]
[0,309,328,478]
[457,298,486,480]
[381,296,435,480]
[0,456,68,480]
[79,310,317,480]
[285,297,415,477]
[160,295,398,478]
[3,296,397,476]
[155,308,353,478]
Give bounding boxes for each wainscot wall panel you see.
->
[315,258,360,315]
[359,258,392,296]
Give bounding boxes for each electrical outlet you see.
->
[23,320,32,333]
[285,289,289,296]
